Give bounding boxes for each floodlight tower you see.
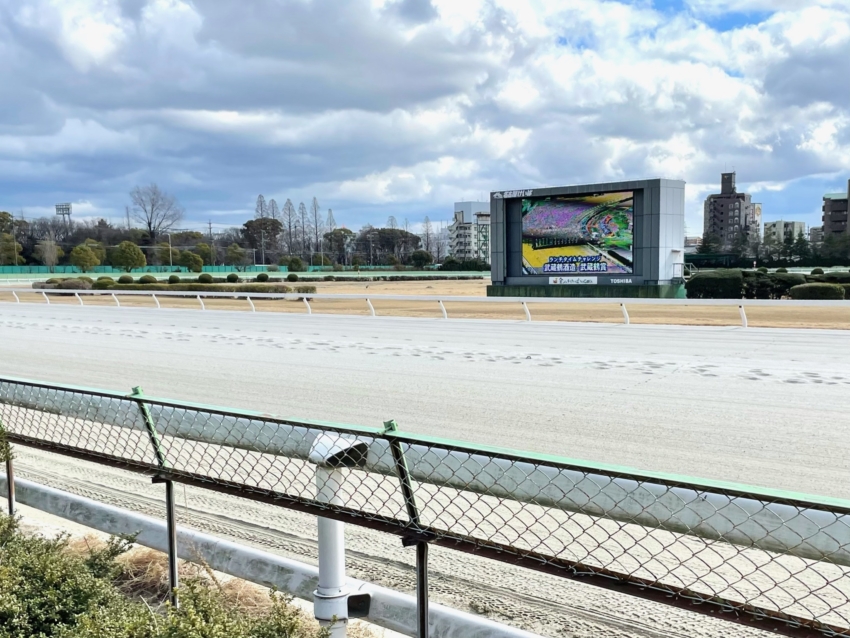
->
[55,203,72,231]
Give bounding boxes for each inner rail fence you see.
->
[2,287,848,327]
[3,378,850,636]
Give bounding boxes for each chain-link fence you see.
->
[1,375,850,636]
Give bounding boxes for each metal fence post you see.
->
[384,420,431,638]
[315,466,348,638]
[739,305,748,328]
[130,386,179,608]
[2,425,14,517]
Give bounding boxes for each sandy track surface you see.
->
[2,305,850,636]
[2,278,848,329]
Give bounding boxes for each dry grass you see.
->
[65,536,380,637]
[2,282,848,329]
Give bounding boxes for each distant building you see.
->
[683,236,702,254]
[703,173,759,251]
[448,201,490,262]
[764,220,806,245]
[822,179,849,238]
[809,226,824,247]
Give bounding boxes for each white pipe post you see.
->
[366,298,375,317]
[111,293,120,307]
[438,300,448,319]
[303,298,312,315]
[42,291,50,305]
[12,291,19,303]
[521,301,531,322]
[247,296,256,312]
[197,295,205,311]
[739,305,748,328]
[315,467,349,638]
[621,303,630,325]
[75,293,83,306]
[152,294,161,309]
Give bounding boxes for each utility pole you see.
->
[207,220,214,266]
[260,229,266,265]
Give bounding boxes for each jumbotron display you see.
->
[521,191,634,275]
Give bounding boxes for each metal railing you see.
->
[2,287,848,327]
[2,375,850,636]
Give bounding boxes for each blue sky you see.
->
[0,0,848,236]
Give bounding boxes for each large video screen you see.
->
[521,191,634,275]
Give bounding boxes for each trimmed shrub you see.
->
[139,275,158,284]
[79,276,94,284]
[198,273,214,284]
[256,272,269,282]
[756,267,768,274]
[823,271,850,284]
[287,273,299,282]
[96,276,114,283]
[57,278,92,290]
[106,283,292,293]
[46,278,60,284]
[296,285,317,294]
[843,284,850,298]
[117,275,134,284]
[789,283,845,300]
[775,267,788,273]
[770,273,807,298]
[811,268,825,275]
[226,273,239,283]
[323,275,336,281]
[742,270,772,299]
[168,274,181,284]
[685,269,744,299]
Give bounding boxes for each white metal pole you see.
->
[739,305,748,328]
[621,303,630,325]
[303,298,312,314]
[315,467,348,638]
[366,298,375,317]
[521,301,531,322]
[112,293,120,307]
[247,296,256,312]
[438,300,448,319]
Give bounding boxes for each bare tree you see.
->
[282,199,295,255]
[403,218,410,233]
[387,216,398,229]
[298,201,309,257]
[310,197,323,260]
[268,198,280,221]
[326,209,336,233]
[130,184,183,244]
[423,216,433,253]
[35,230,63,273]
[255,194,267,219]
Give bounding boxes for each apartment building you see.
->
[703,173,760,250]
[822,179,850,237]
[448,201,490,262]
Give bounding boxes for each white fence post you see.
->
[152,294,161,309]
[111,293,120,307]
[739,305,748,328]
[197,295,205,311]
[12,291,19,303]
[366,298,376,317]
[621,303,630,325]
[438,300,448,319]
[521,301,531,322]
[75,293,84,306]
[42,291,50,305]
[303,298,312,315]
[315,466,349,638]
[247,296,256,312]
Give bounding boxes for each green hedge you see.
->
[686,269,744,299]
[789,283,846,300]
[105,283,293,293]
[808,271,850,285]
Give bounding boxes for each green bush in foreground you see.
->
[0,516,328,638]
[789,283,845,300]
[685,269,743,299]
[811,267,825,275]
[295,285,317,294]
[118,275,134,284]
[139,275,158,284]
[287,273,299,282]
[227,273,239,283]
[775,267,788,273]
[57,279,92,290]
[168,275,181,284]
[256,272,269,282]
[198,273,214,284]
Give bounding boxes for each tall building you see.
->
[703,172,759,250]
[764,220,806,245]
[822,179,849,237]
[809,226,824,247]
[448,201,490,262]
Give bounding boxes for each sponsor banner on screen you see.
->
[521,192,634,276]
[550,276,597,285]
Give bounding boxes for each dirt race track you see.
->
[1,278,849,329]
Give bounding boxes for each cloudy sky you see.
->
[1,0,848,234]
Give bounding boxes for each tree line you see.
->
[698,228,850,267]
[0,185,447,271]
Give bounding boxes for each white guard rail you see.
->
[1,288,847,327]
